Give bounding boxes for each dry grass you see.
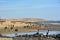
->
[0,27,37,34]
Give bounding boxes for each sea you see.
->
[2,30,60,37]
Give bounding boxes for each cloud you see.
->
[0,4,59,11]
[29,4,59,8]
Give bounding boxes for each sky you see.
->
[0,0,60,20]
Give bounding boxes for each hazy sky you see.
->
[0,0,60,20]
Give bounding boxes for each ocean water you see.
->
[2,30,60,37]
